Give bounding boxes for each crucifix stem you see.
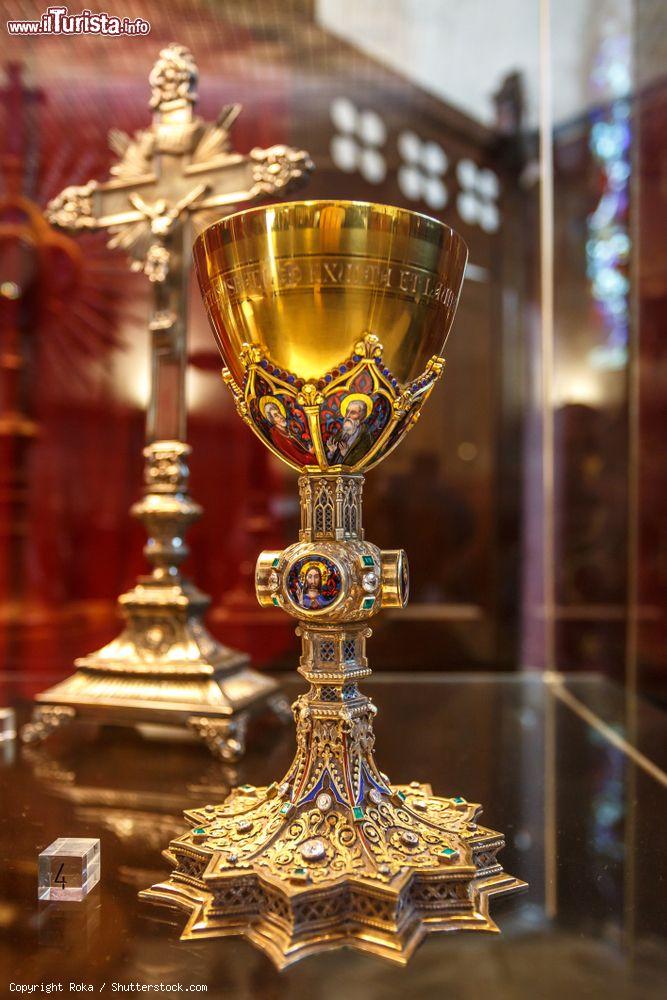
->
[147,236,188,444]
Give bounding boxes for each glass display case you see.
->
[0,0,665,992]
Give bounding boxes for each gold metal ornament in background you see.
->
[21,45,313,759]
[142,201,525,965]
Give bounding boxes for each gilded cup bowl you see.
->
[194,200,467,473]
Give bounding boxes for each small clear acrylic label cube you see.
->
[38,838,100,901]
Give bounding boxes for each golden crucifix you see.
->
[23,44,313,758]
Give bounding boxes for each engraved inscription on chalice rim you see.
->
[214,257,458,310]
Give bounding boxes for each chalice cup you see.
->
[142,201,525,966]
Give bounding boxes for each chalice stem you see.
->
[142,472,526,965]
[280,473,383,812]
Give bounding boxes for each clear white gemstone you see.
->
[268,571,279,592]
[368,789,382,805]
[236,819,252,833]
[300,839,326,861]
[401,830,419,847]
[362,571,379,593]
[316,793,333,812]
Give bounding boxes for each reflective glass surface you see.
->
[1,673,665,996]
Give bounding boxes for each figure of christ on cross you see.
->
[22,44,312,759]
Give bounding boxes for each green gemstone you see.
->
[362,555,374,567]
[452,796,465,804]
[272,557,280,568]
[280,803,292,815]
[397,791,406,801]
[272,596,280,606]
[193,828,206,835]
[240,784,254,792]
[352,806,364,821]
[441,847,458,858]
[294,867,306,876]
[362,597,375,610]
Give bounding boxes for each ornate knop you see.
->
[143,441,190,494]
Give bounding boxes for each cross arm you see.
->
[188,144,314,214]
[46,174,158,233]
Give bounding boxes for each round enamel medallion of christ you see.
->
[287,555,343,612]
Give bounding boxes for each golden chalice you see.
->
[143,201,525,966]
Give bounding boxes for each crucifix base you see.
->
[21,596,288,761]
[21,673,288,766]
[21,579,288,761]
[22,441,290,760]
